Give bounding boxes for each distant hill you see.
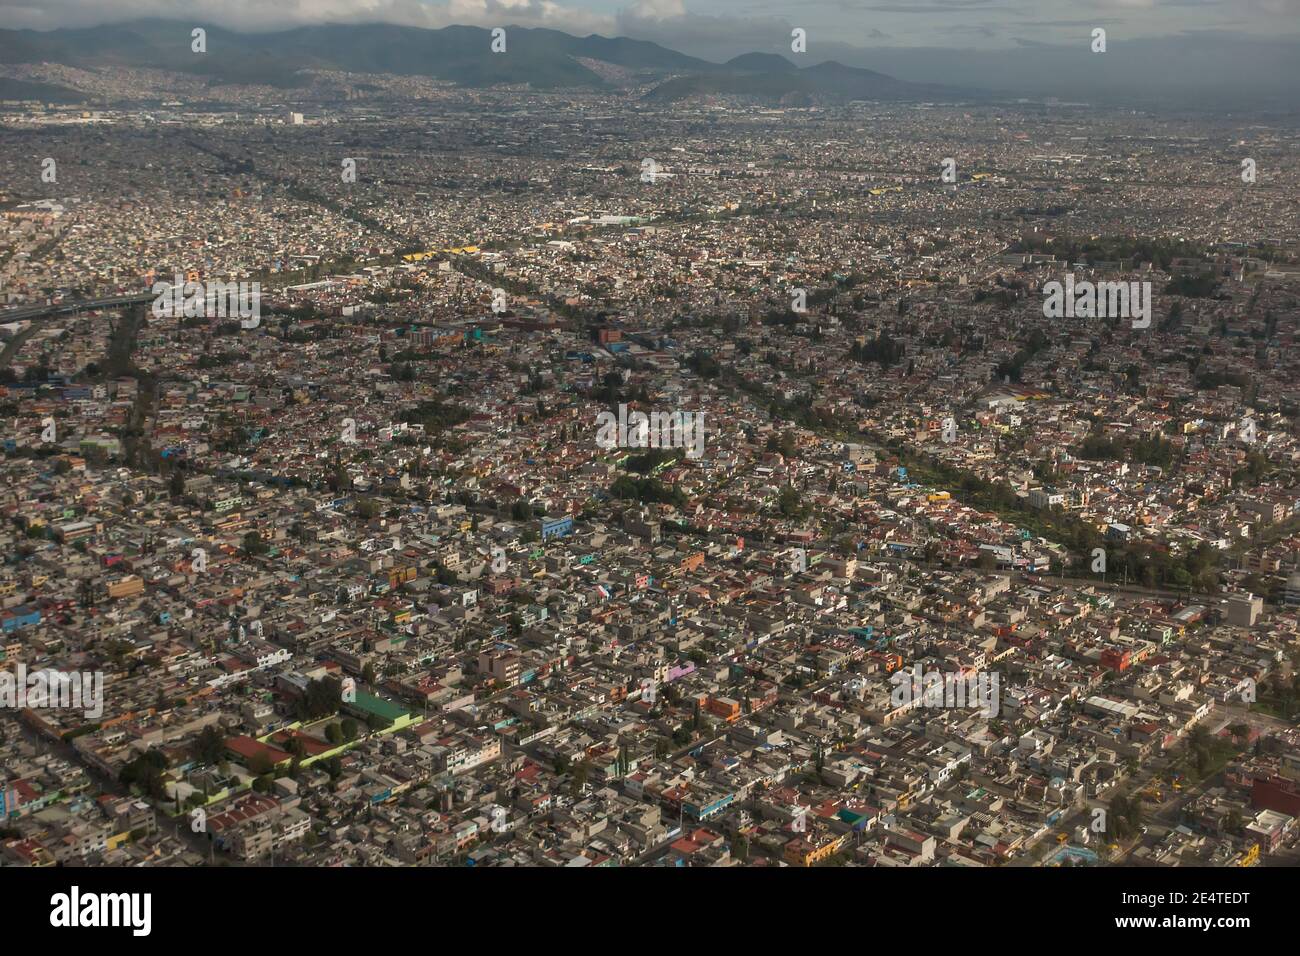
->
[645,58,957,104]
[0,76,85,103]
[0,19,969,101]
[0,19,717,90]
[724,53,798,74]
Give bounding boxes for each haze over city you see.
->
[0,0,1296,920]
[5,0,1300,107]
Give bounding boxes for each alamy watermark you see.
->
[151,273,261,327]
[595,403,705,459]
[890,664,999,717]
[50,886,150,936]
[1,663,104,719]
[1043,274,1151,329]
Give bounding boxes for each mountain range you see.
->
[0,19,968,104]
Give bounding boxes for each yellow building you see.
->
[783,835,844,867]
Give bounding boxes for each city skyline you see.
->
[0,0,1296,904]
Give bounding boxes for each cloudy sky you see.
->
[2,0,1297,105]
[2,0,1297,51]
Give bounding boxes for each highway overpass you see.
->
[0,293,154,323]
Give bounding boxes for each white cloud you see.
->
[0,0,613,33]
[0,0,1295,46]
[624,0,688,19]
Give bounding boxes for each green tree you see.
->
[570,759,591,797]
[242,531,269,557]
[733,833,750,862]
[193,725,225,765]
